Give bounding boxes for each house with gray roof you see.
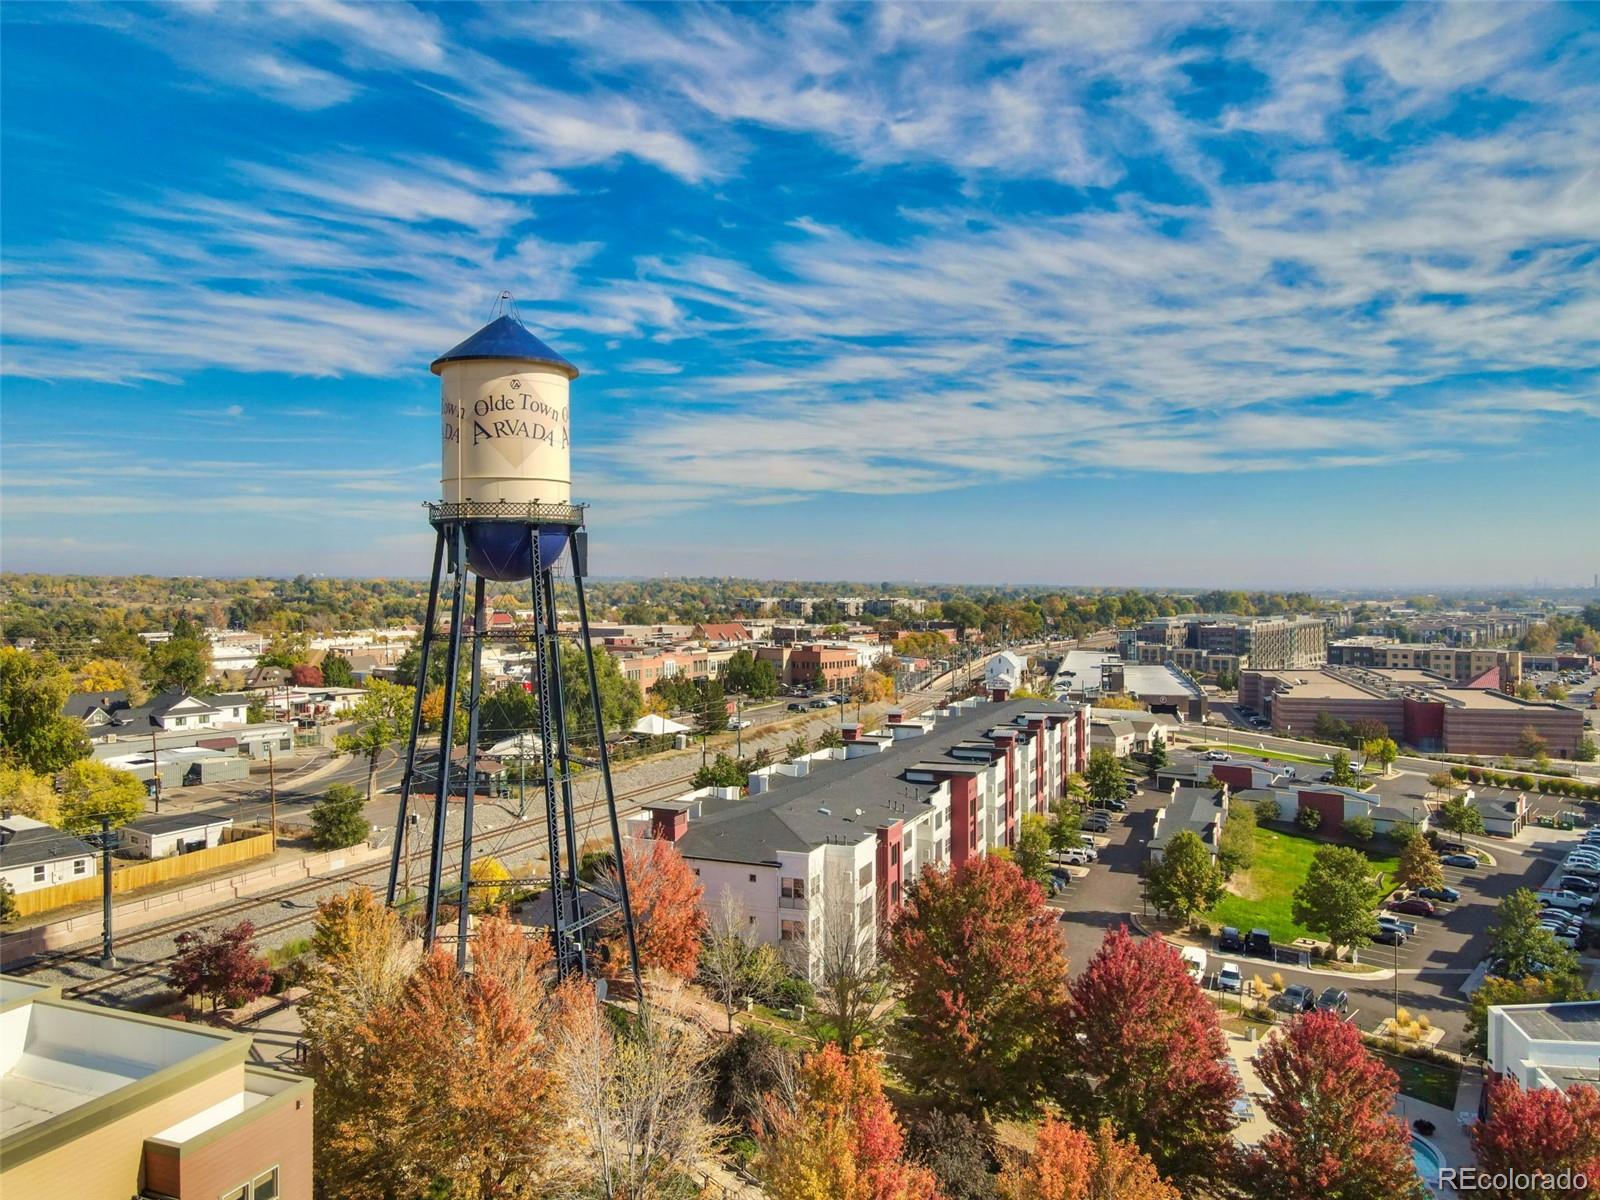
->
[1149,784,1229,863]
[0,817,97,895]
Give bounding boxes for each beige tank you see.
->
[431,314,578,505]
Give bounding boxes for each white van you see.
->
[1179,945,1207,984]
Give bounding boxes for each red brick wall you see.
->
[948,776,978,870]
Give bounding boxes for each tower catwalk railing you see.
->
[385,512,642,996]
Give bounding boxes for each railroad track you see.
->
[19,769,699,996]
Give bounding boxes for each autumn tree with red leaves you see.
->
[168,920,272,1012]
[290,662,323,687]
[1060,927,1240,1187]
[885,856,1069,1115]
[758,1043,941,1200]
[1244,1009,1426,1200]
[1472,1075,1600,1198]
[996,1116,1178,1200]
[603,835,705,978]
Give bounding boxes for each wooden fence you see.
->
[12,832,276,918]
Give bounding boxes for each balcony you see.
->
[779,895,807,910]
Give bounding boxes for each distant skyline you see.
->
[2,3,1596,586]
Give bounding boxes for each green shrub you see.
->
[1255,796,1282,822]
[1342,815,1375,842]
[771,975,815,1010]
[1296,806,1324,832]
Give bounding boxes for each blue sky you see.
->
[2,2,1596,588]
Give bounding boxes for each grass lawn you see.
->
[1193,741,1367,770]
[1373,1050,1460,1108]
[1205,824,1400,944]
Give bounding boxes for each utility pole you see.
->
[96,815,118,968]
[267,745,279,850]
[149,729,161,813]
[735,698,743,758]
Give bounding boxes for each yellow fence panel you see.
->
[10,832,276,918]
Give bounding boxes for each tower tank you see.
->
[431,313,580,581]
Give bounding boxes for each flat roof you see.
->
[1497,1001,1600,1044]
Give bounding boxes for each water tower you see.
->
[386,296,641,987]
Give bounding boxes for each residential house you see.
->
[118,813,235,860]
[1149,785,1230,863]
[0,816,98,894]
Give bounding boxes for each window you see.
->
[220,1168,279,1200]
[781,919,805,942]
[749,873,757,883]
[890,845,899,866]
[33,865,45,882]
[858,898,874,930]
[857,862,873,888]
[73,859,87,875]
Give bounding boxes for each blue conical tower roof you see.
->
[430,314,579,379]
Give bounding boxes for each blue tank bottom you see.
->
[463,522,572,582]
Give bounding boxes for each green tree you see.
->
[321,653,356,688]
[1396,837,1444,892]
[784,735,810,762]
[334,680,414,802]
[57,760,146,833]
[941,600,984,641]
[1048,797,1082,854]
[1436,796,1485,836]
[1013,814,1053,885]
[816,728,844,750]
[1489,888,1578,979]
[147,634,211,694]
[310,783,371,850]
[1084,747,1126,805]
[1342,814,1375,842]
[692,753,749,790]
[559,642,642,741]
[1328,750,1358,788]
[0,648,92,773]
[1465,972,1596,1056]
[1146,830,1225,927]
[1217,803,1256,878]
[257,633,308,669]
[1291,845,1380,958]
[1361,737,1398,777]
[1147,731,1168,771]
[1577,735,1598,763]
[1515,680,1539,700]
[0,880,16,926]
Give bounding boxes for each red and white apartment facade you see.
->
[627,692,1090,981]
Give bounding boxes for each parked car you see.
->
[1557,875,1599,895]
[1245,928,1273,957]
[1180,945,1207,983]
[1281,984,1316,1013]
[1060,849,1094,866]
[1217,962,1244,993]
[1542,928,1580,949]
[1076,837,1099,858]
[727,717,752,730]
[1203,750,1231,762]
[1538,890,1595,913]
[1539,909,1583,931]
[1378,916,1418,937]
[1415,886,1461,903]
[1561,859,1600,878]
[787,702,808,712]
[1373,926,1407,946]
[1097,797,1129,812]
[1218,926,1245,953]
[1440,853,1479,868]
[1318,770,1335,783]
[1316,987,1350,1014]
[809,698,834,709]
[1388,897,1437,917]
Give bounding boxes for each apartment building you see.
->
[615,647,711,690]
[628,696,1090,979]
[1121,615,1327,672]
[0,977,312,1199]
[1328,638,1522,689]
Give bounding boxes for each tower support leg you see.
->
[542,564,587,976]
[529,529,574,973]
[456,576,488,969]
[423,522,469,950]
[388,527,446,906]
[571,538,644,1001]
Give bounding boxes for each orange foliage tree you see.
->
[313,914,575,1199]
[758,1043,942,1200]
[997,1117,1178,1200]
[604,836,706,978]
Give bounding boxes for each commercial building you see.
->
[0,976,312,1199]
[1242,666,1585,757]
[1486,1001,1600,1093]
[628,696,1090,978]
[1328,638,1522,689]
[758,643,861,690]
[1120,614,1328,673]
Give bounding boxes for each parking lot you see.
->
[1044,773,1597,1054]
